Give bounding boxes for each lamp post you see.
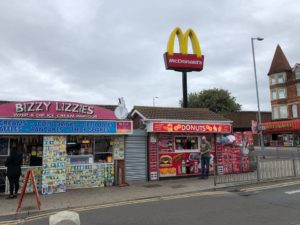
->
[251,37,265,151]
[153,96,159,106]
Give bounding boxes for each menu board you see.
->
[42,136,67,195]
[149,134,158,181]
[157,133,173,153]
[0,138,9,156]
[112,136,125,160]
[66,163,114,189]
[19,166,42,193]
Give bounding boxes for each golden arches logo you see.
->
[167,27,202,58]
[164,27,204,72]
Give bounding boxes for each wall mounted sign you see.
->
[0,119,132,135]
[150,122,231,133]
[0,101,117,120]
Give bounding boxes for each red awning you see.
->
[260,119,300,133]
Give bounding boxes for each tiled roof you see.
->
[226,111,272,128]
[268,45,292,75]
[132,106,231,122]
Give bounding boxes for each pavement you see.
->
[0,176,223,219]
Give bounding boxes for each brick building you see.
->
[260,45,300,147]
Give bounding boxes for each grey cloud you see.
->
[0,0,299,112]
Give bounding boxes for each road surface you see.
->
[5,182,300,225]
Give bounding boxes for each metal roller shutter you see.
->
[125,129,147,182]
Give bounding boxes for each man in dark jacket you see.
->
[5,149,22,199]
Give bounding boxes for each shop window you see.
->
[271,89,277,100]
[0,138,9,156]
[278,88,286,99]
[174,136,199,151]
[94,136,113,163]
[292,104,298,118]
[67,136,93,155]
[8,136,43,166]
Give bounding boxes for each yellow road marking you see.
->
[240,180,300,192]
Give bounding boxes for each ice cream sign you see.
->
[0,101,117,120]
[151,122,231,133]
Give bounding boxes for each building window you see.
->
[296,70,300,80]
[270,73,286,85]
[279,105,288,118]
[277,74,285,83]
[297,84,300,96]
[278,88,286,99]
[272,106,279,119]
[271,89,277,100]
[273,105,288,119]
[271,76,276,85]
[292,104,298,118]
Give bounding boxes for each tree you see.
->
[180,88,241,115]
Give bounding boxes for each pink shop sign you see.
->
[0,101,117,120]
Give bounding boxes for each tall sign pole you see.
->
[182,71,188,108]
[163,27,204,108]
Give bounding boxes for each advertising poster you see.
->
[159,152,201,177]
[112,136,125,160]
[42,136,67,195]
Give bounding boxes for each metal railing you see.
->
[214,150,300,186]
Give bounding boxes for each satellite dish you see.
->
[114,98,128,119]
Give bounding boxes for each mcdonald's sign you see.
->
[164,27,204,71]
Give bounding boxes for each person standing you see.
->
[200,136,211,179]
[5,148,22,199]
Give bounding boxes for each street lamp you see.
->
[153,96,159,106]
[251,37,264,151]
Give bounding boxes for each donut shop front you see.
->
[130,106,232,181]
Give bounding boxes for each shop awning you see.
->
[259,119,300,133]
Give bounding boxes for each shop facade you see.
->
[259,120,300,147]
[130,106,234,180]
[0,100,132,194]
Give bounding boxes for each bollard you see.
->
[49,211,80,225]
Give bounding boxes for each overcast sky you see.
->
[0,0,299,112]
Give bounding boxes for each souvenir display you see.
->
[42,136,67,195]
[112,136,125,160]
[19,166,42,193]
[66,163,114,189]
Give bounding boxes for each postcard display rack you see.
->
[19,166,43,193]
[42,136,67,195]
[66,163,114,189]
